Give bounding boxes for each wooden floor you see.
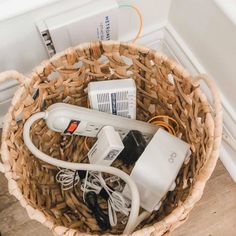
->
[0,161,236,236]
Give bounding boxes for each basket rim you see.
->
[0,40,223,236]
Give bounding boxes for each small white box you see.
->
[88,79,136,119]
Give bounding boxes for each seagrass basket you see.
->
[0,41,222,236]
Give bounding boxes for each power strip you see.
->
[46,103,158,141]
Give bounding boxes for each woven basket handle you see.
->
[194,74,223,175]
[0,70,27,173]
[0,70,26,85]
[195,74,222,132]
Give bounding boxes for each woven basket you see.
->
[0,41,222,236]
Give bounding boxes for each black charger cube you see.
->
[118,130,146,166]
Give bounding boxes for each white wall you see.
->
[0,0,93,74]
[0,0,172,74]
[169,0,236,111]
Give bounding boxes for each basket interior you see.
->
[4,42,213,234]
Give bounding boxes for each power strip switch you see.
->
[88,79,136,119]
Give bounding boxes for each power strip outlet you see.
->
[45,103,158,141]
[88,79,136,119]
[37,0,118,56]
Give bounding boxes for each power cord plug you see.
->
[85,191,111,231]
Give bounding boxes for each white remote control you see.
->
[45,103,158,140]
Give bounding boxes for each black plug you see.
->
[118,130,146,165]
[85,192,111,231]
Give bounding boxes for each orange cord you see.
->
[119,4,143,44]
[151,121,175,135]
[148,115,179,136]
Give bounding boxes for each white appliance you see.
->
[0,0,236,181]
[88,79,136,119]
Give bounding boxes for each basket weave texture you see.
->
[0,41,222,236]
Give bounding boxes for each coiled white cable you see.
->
[56,157,131,225]
[23,111,140,234]
[81,171,131,226]
[108,191,130,226]
[56,168,80,191]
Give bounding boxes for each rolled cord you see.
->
[23,112,140,234]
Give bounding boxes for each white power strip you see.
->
[46,103,158,141]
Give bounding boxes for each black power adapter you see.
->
[118,130,146,166]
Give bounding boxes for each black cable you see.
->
[72,171,111,231]
[72,170,86,194]
[85,191,111,231]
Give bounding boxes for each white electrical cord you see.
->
[81,171,131,226]
[56,168,81,190]
[108,191,130,226]
[23,111,140,234]
[134,211,151,228]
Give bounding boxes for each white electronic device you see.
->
[37,0,118,56]
[123,128,191,212]
[88,126,124,166]
[45,103,158,141]
[88,79,136,119]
